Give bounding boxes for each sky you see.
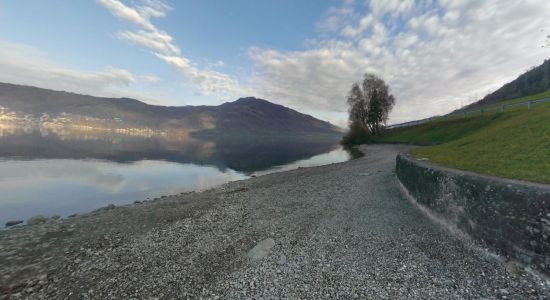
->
[1,0,549,126]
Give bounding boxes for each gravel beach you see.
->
[1,144,549,299]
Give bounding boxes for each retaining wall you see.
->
[396,154,550,275]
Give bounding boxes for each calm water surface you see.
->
[0,126,359,224]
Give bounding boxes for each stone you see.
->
[104,204,116,210]
[5,220,23,227]
[27,215,49,226]
[277,254,287,265]
[51,215,61,220]
[505,261,524,275]
[247,238,275,260]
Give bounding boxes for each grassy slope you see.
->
[380,100,550,183]
[379,115,499,145]
[471,90,550,111]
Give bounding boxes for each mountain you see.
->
[0,82,341,135]
[460,59,550,111]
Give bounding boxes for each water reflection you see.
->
[0,160,248,224]
[0,123,358,224]
[0,123,349,173]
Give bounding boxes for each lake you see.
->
[0,124,359,225]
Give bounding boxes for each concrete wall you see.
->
[396,154,550,275]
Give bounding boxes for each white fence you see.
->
[387,97,550,129]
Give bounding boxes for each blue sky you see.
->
[0,1,329,75]
[1,0,550,126]
[0,1,334,106]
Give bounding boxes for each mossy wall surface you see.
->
[396,154,550,275]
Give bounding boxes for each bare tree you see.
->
[346,73,395,135]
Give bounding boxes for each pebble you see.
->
[247,238,276,261]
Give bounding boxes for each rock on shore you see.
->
[4,220,23,227]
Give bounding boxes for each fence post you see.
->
[481,108,484,115]
[528,100,532,110]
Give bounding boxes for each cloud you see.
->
[97,0,162,31]
[141,75,161,83]
[250,0,550,124]
[248,45,362,111]
[98,0,250,100]
[341,15,373,38]
[0,41,135,96]
[118,29,181,55]
[211,60,225,68]
[316,1,357,33]
[368,0,415,17]
[155,54,249,98]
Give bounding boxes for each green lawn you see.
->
[478,90,550,111]
[378,114,501,144]
[380,99,550,184]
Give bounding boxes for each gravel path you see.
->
[1,144,549,299]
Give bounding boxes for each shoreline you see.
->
[1,144,549,299]
[2,144,359,228]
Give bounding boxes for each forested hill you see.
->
[0,82,341,135]
[461,59,550,110]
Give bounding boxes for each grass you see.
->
[378,114,500,144]
[379,98,550,184]
[480,90,550,111]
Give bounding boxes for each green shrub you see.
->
[341,122,372,146]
